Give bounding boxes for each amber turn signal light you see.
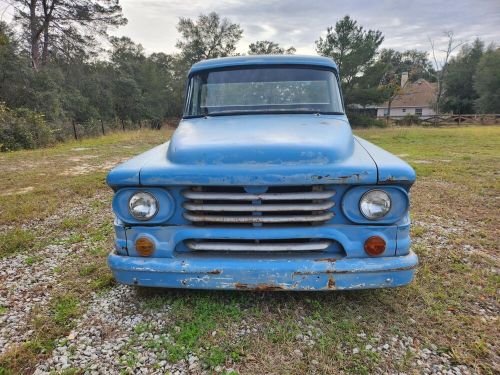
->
[364,236,386,256]
[135,237,155,257]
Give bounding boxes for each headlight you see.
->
[359,190,391,220]
[128,192,159,221]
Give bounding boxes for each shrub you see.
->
[348,114,388,128]
[395,114,422,126]
[0,103,54,151]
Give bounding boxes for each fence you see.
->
[423,114,499,125]
[381,114,500,126]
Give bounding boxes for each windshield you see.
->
[184,66,344,117]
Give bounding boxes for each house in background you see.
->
[377,72,437,119]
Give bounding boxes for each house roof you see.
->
[381,79,437,108]
[189,55,338,74]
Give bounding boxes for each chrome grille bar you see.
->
[183,201,334,212]
[184,212,334,224]
[185,240,333,252]
[182,190,335,201]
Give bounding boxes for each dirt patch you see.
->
[1,186,34,197]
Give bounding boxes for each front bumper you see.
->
[108,251,418,291]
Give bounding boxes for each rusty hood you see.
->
[107,114,383,187]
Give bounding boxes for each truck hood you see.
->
[167,115,354,165]
[108,114,418,187]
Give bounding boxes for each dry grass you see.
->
[0,126,498,374]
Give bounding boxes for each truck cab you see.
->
[107,55,417,291]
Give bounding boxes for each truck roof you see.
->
[189,55,338,74]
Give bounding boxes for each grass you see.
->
[0,228,37,258]
[0,129,172,225]
[0,125,499,374]
[124,293,245,368]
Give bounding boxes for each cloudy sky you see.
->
[1,0,499,58]
[113,0,500,56]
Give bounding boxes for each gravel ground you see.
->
[31,284,477,375]
[0,195,108,357]
[19,213,495,374]
[0,243,77,356]
[0,185,496,375]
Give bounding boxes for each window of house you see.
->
[415,108,423,116]
[402,108,406,113]
[383,108,389,116]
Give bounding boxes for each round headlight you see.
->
[128,192,158,221]
[359,190,391,220]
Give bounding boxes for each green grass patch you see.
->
[130,293,244,368]
[24,256,41,265]
[51,294,80,328]
[78,264,97,276]
[0,228,37,258]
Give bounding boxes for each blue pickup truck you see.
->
[106,55,418,291]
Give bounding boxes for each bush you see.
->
[395,114,421,126]
[0,103,54,151]
[347,114,388,128]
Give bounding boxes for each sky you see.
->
[1,0,499,59]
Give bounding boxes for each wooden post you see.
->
[100,119,105,135]
[121,119,125,131]
[72,120,78,140]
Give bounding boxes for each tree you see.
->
[429,31,465,115]
[248,40,296,55]
[176,12,243,65]
[315,15,383,89]
[442,39,484,114]
[113,76,143,128]
[373,49,435,84]
[474,47,500,113]
[12,0,127,69]
[0,21,28,106]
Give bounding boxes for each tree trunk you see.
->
[121,119,125,131]
[30,0,41,70]
[41,22,50,64]
[72,120,78,140]
[100,119,105,135]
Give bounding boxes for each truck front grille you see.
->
[182,186,335,225]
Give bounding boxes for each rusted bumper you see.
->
[108,251,418,291]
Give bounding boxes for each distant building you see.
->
[377,72,437,119]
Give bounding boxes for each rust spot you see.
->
[206,269,222,275]
[314,257,338,263]
[327,277,336,289]
[234,282,285,291]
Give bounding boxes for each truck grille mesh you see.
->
[182,186,335,225]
